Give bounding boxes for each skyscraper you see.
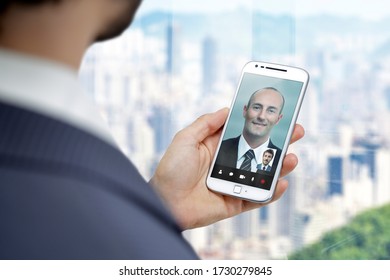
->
[232,210,259,239]
[166,23,181,76]
[147,105,174,155]
[328,156,343,196]
[202,36,217,95]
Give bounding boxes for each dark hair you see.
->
[0,0,60,14]
[263,149,274,158]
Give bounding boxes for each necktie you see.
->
[263,166,266,171]
[240,149,255,171]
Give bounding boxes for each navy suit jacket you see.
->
[0,101,198,260]
[215,136,282,173]
[257,164,272,172]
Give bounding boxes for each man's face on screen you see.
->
[262,151,273,166]
[243,89,283,140]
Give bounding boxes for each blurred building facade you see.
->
[79,7,390,259]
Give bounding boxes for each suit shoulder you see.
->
[219,137,239,152]
[221,136,240,146]
[268,140,282,152]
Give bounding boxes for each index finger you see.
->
[290,124,305,144]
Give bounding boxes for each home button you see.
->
[233,185,242,194]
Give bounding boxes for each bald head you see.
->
[242,87,285,148]
[247,87,285,115]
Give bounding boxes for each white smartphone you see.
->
[206,61,309,203]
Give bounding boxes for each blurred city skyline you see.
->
[137,0,390,20]
[79,5,390,259]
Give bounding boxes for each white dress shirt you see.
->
[236,135,270,172]
[0,48,116,146]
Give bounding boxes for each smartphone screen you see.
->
[207,61,309,202]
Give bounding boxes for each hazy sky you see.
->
[138,0,390,20]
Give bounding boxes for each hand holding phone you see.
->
[151,109,304,230]
[150,61,307,229]
[207,61,309,203]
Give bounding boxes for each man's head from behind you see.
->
[242,87,284,147]
[0,0,143,42]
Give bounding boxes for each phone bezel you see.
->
[206,61,309,203]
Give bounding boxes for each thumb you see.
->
[183,108,229,143]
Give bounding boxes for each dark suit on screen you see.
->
[215,136,281,173]
[0,101,197,260]
[257,164,272,172]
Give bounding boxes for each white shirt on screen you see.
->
[236,135,270,172]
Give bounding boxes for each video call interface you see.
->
[211,72,304,191]
[211,164,275,190]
